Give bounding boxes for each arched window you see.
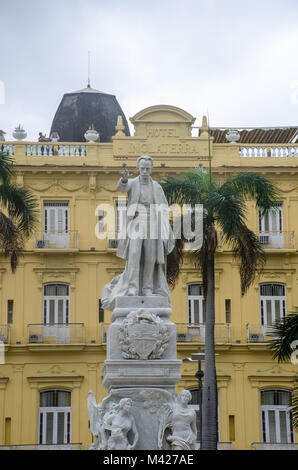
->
[261,389,294,444]
[43,283,70,325]
[260,283,286,326]
[187,283,205,324]
[39,390,71,447]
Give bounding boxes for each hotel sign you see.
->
[113,125,203,157]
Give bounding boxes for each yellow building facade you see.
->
[0,104,297,450]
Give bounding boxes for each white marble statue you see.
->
[88,392,138,450]
[158,389,198,450]
[102,156,174,310]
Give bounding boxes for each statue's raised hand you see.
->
[121,168,130,183]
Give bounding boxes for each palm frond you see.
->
[220,172,281,214]
[0,211,24,272]
[166,236,184,288]
[267,312,298,362]
[161,176,201,206]
[0,151,14,184]
[230,225,266,295]
[0,183,38,235]
[214,185,265,294]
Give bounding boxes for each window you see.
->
[261,390,294,444]
[7,300,13,324]
[43,284,70,324]
[39,390,71,446]
[258,204,283,232]
[188,284,206,324]
[43,201,69,248]
[225,299,231,323]
[258,204,283,248]
[260,284,286,325]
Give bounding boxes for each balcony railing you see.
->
[176,323,230,344]
[108,239,118,249]
[0,443,83,450]
[251,442,297,450]
[257,231,295,249]
[247,324,272,343]
[239,145,298,158]
[25,143,86,157]
[28,323,85,344]
[34,231,79,250]
[0,143,14,155]
[0,325,10,344]
[218,231,295,250]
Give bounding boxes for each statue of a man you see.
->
[102,155,174,310]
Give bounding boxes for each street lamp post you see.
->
[191,347,205,449]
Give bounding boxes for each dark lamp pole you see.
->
[191,347,205,449]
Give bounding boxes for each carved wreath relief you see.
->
[119,309,169,360]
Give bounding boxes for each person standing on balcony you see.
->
[38,132,48,142]
[50,131,60,155]
[50,131,60,142]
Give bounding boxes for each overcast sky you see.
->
[0,0,298,140]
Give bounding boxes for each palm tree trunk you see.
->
[201,249,218,450]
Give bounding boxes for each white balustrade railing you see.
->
[25,143,86,157]
[240,145,298,158]
[0,143,14,155]
[239,146,268,157]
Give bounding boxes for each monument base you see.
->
[89,296,186,450]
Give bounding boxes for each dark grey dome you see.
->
[50,85,130,142]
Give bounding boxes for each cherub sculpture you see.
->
[88,391,138,450]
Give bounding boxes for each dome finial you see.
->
[87,50,91,88]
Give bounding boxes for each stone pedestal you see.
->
[100,296,181,450]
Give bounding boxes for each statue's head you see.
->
[137,155,153,177]
[180,389,192,404]
[119,398,133,413]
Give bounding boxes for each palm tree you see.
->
[0,151,38,271]
[162,168,280,450]
[268,311,298,430]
